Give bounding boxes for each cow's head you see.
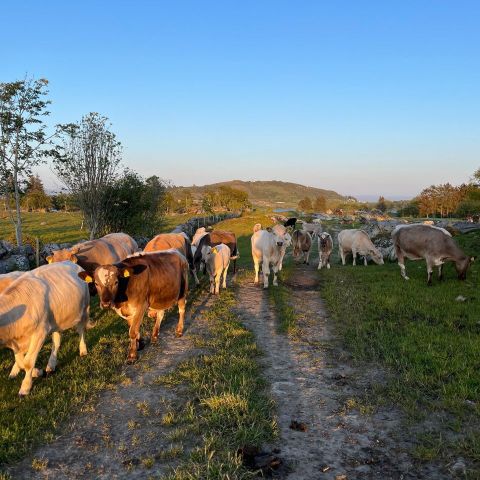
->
[78,265,132,309]
[319,233,331,249]
[369,247,384,265]
[270,224,291,248]
[46,247,79,264]
[456,256,475,280]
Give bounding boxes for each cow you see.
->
[251,223,292,288]
[47,233,139,276]
[0,271,24,292]
[392,224,474,285]
[272,224,292,271]
[284,217,297,228]
[192,227,209,247]
[79,250,188,363]
[202,243,231,294]
[292,230,312,264]
[338,229,384,266]
[193,230,239,274]
[0,262,90,396]
[144,233,199,285]
[317,232,333,270]
[301,222,322,239]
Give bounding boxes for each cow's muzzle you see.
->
[100,301,112,309]
[277,242,283,247]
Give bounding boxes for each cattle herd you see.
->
[0,217,474,396]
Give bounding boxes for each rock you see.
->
[456,295,467,302]
[449,222,480,235]
[450,458,466,475]
[133,236,149,249]
[0,240,14,259]
[12,255,30,271]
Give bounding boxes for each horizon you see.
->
[4,1,480,198]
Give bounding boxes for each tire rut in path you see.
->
[236,264,448,479]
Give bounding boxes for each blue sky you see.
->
[2,1,479,198]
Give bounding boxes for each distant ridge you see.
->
[174,180,345,208]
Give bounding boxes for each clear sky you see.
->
[2,1,479,198]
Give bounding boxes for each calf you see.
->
[317,232,333,270]
[392,224,474,285]
[193,230,239,274]
[338,229,384,266]
[202,243,231,294]
[79,250,188,363]
[144,233,199,285]
[292,230,312,264]
[0,263,90,396]
[251,223,292,288]
[301,222,322,239]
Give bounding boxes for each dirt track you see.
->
[7,264,448,479]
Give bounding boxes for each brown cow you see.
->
[47,233,139,275]
[144,233,199,285]
[392,224,474,285]
[79,250,188,363]
[292,229,312,264]
[193,230,239,274]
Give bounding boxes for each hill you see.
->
[174,180,346,208]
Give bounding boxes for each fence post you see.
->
[35,237,40,268]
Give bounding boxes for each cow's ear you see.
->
[266,227,273,233]
[471,256,476,263]
[46,255,53,264]
[78,271,93,283]
[70,254,78,264]
[211,247,218,254]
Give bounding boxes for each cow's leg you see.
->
[192,268,200,286]
[127,308,145,363]
[305,249,310,265]
[209,272,215,293]
[46,331,61,373]
[352,248,357,266]
[19,329,47,396]
[397,250,409,280]
[77,322,88,357]
[426,258,434,286]
[327,255,331,269]
[214,271,221,294]
[363,255,368,266]
[317,254,323,270]
[9,350,25,379]
[151,310,165,343]
[272,264,279,286]
[438,264,443,281]
[262,259,271,289]
[176,297,186,337]
[339,246,346,265]
[222,262,230,289]
[254,258,260,284]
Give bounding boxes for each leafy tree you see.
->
[22,174,51,211]
[53,113,122,239]
[202,190,216,214]
[298,196,312,212]
[313,195,326,212]
[376,196,387,212]
[0,78,56,245]
[50,192,77,211]
[102,170,166,236]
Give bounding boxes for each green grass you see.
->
[157,290,277,479]
[320,230,480,468]
[0,212,85,244]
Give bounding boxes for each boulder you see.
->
[0,240,14,259]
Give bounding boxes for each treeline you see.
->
[164,185,251,215]
[298,195,327,212]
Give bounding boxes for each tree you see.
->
[0,78,56,245]
[53,113,122,239]
[102,170,166,236]
[376,196,387,212]
[298,196,312,212]
[22,174,51,211]
[313,195,326,212]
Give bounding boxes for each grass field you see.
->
[319,231,480,466]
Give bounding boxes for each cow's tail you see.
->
[178,259,188,301]
[253,223,262,233]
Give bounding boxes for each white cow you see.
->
[338,229,384,266]
[251,224,292,288]
[192,227,209,247]
[317,232,333,270]
[202,243,231,294]
[0,262,90,396]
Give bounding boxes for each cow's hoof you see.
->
[137,338,146,351]
[126,356,137,365]
[18,391,29,398]
[175,331,183,338]
[45,367,55,375]
[151,336,159,344]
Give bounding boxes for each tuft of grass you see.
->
[320,230,480,467]
[157,290,276,479]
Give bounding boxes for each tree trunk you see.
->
[13,169,22,246]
